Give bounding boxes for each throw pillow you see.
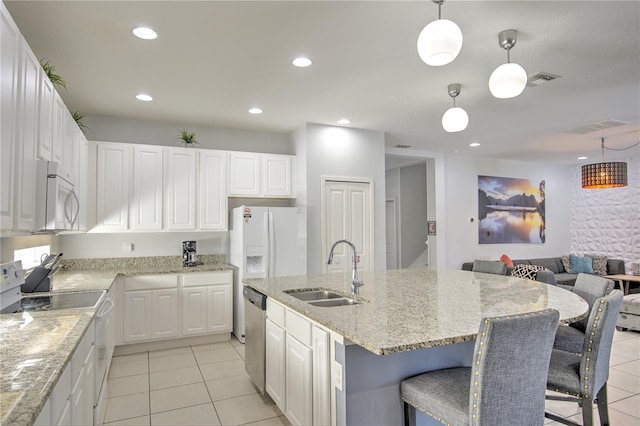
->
[570,254,594,274]
[587,254,608,276]
[561,255,572,273]
[511,264,549,280]
[500,254,514,268]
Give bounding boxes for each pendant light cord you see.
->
[600,137,640,161]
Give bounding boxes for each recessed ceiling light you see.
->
[578,156,588,160]
[469,142,481,147]
[248,107,263,114]
[133,27,157,40]
[136,93,153,102]
[337,119,351,125]
[292,57,312,67]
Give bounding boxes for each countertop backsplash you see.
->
[60,254,226,271]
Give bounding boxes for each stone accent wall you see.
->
[570,154,640,271]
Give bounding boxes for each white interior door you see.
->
[323,180,371,274]
[385,199,398,269]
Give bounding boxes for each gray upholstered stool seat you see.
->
[472,260,507,275]
[401,309,560,426]
[553,273,614,354]
[546,290,624,426]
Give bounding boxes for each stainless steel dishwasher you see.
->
[243,286,267,394]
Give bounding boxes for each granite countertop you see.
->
[0,255,231,425]
[245,268,589,356]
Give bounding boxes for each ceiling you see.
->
[5,1,640,164]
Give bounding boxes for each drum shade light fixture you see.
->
[489,29,527,99]
[581,138,633,189]
[417,0,463,66]
[442,83,468,132]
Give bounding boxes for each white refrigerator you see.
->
[230,206,307,342]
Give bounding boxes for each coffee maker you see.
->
[183,241,202,267]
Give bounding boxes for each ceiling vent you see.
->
[394,144,412,149]
[560,119,630,135]
[526,72,561,87]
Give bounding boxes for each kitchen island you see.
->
[245,268,589,426]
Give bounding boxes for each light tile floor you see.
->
[104,337,289,426]
[104,331,639,426]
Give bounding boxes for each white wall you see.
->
[444,154,572,269]
[85,114,293,154]
[296,123,387,274]
[1,234,60,263]
[400,163,428,268]
[569,154,640,270]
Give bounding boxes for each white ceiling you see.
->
[6,0,640,164]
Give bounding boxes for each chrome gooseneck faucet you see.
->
[327,239,364,295]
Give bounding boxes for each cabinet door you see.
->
[62,110,76,183]
[70,364,85,426]
[76,136,88,231]
[229,152,260,196]
[285,334,313,426]
[83,344,95,426]
[312,326,331,426]
[37,75,54,161]
[96,142,130,231]
[164,148,196,230]
[262,155,294,197]
[0,2,20,230]
[265,319,286,412]
[14,40,40,230]
[182,286,208,336]
[207,284,232,333]
[198,150,227,230]
[51,91,65,164]
[55,398,71,426]
[131,145,163,230]
[123,290,152,342]
[151,288,178,339]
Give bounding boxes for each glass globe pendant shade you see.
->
[489,62,527,99]
[417,19,463,66]
[442,106,468,132]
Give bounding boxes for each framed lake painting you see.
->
[478,175,546,244]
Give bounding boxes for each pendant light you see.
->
[442,83,468,132]
[489,29,527,99]
[417,0,463,66]
[581,138,629,189]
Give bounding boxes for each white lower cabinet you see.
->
[121,271,232,344]
[265,318,286,411]
[265,299,331,426]
[35,319,95,426]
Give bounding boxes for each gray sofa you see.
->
[462,257,626,290]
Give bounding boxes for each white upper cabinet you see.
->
[51,91,66,165]
[62,109,77,184]
[262,154,294,197]
[0,2,20,230]
[198,150,227,230]
[131,145,163,231]
[164,147,196,230]
[95,142,130,232]
[14,38,40,231]
[229,152,295,198]
[228,152,261,196]
[37,75,54,161]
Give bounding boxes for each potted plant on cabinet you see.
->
[177,129,198,147]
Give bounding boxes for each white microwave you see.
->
[35,160,79,232]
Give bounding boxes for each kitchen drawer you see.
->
[286,308,312,346]
[125,274,178,291]
[182,270,231,287]
[267,298,285,328]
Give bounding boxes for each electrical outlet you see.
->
[335,361,343,391]
[122,243,133,253]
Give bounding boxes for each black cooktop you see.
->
[1,291,105,314]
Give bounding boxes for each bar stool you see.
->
[554,273,614,354]
[472,260,507,275]
[546,290,623,426]
[401,309,559,426]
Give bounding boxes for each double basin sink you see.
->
[284,289,363,307]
